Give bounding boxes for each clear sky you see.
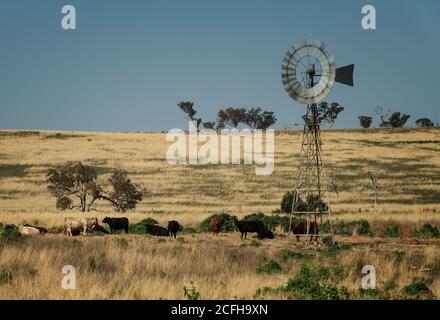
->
[0,0,439,131]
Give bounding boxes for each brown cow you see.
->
[290,221,318,242]
[210,218,221,235]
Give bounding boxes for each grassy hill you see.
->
[0,128,439,227]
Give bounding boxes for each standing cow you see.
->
[64,217,98,236]
[167,220,181,239]
[210,218,221,236]
[102,217,129,234]
[289,221,318,242]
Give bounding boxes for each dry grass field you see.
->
[0,128,440,299]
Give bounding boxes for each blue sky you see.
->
[0,0,439,131]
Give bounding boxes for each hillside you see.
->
[0,128,439,227]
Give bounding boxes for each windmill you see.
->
[281,39,354,243]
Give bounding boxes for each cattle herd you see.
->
[14,216,318,241]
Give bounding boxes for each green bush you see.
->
[199,213,238,232]
[352,220,373,236]
[256,260,282,274]
[383,224,400,238]
[281,264,350,300]
[129,218,159,234]
[0,270,12,285]
[242,212,291,231]
[183,281,201,300]
[414,223,440,239]
[0,224,23,243]
[280,192,327,214]
[401,278,435,300]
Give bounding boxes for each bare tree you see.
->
[375,106,391,128]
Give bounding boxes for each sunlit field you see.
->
[0,128,439,299]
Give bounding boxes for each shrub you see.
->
[401,278,435,300]
[0,270,12,285]
[128,218,159,234]
[257,260,282,274]
[199,213,238,232]
[0,224,23,243]
[352,220,373,236]
[281,264,350,300]
[383,224,400,238]
[414,223,440,239]
[183,281,201,300]
[242,212,291,231]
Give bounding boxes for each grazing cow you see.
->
[102,217,129,234]
[23,224,48,234]
[93,223,110,234]
[18,224,40,235]
[64,217,98,236]
[236,220,268,240]
[257,228,274,239]
[167,220,181,239]
[289,221,318,242]
[145,224,169,237]
[210,218,221,235]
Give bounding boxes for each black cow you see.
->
[145,224,169,236]
[102,217,129,234]
[167,220,181,239]
[257,228,274,239]
[236,220,269,240]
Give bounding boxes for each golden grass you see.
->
[0,128,439,299]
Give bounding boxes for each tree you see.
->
[415,118,434,127]
[358,116,373,128]
[202,121,216,130]
[217,107,247,128]
[302,102,344,128]
[388,112,410,128]
[178,101,201,129]
[244,107,277,130]
[47,162,142,213]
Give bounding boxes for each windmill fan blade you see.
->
[335,64,354,86]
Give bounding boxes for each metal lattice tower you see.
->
[281,39,354,243]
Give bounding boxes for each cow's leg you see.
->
[83,225,87,236]
[244,232,247,240]
[67,226,71,237]
[296,235,300,242]
[240,232,243,240]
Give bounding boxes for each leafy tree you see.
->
[358,116,373,129]
[217,107,247,128]
[389,112,410,128]
[47,162,142,213]
[245,107,277,130]
[178,101,201,129]
[415,118,434,127]
[302,102,344,128]
[202,121,216,130]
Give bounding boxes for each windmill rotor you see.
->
[281,39,354,105]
